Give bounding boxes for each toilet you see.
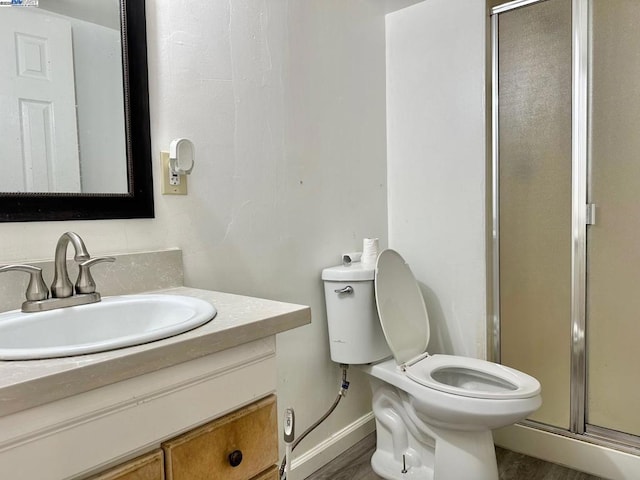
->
[322,249,541,480]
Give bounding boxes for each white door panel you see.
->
[0,8,80,192]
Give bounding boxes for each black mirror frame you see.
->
[0,0,154,222]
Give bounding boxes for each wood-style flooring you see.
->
[305,433,606,480]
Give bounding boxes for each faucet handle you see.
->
[75,257,115,295]
[0,265,49,301]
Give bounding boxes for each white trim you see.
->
[494,424,640,480]
[290,412,376,480]
[0,348,274,453]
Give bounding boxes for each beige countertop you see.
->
[0,287,310,417]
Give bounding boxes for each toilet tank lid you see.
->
[322,263,375,281]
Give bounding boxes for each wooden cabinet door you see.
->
[163,395,277,480]
[87,450,163,480]
[251,466,279,480]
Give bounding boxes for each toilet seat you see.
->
[375,249,540,400]
[404,354,540,399]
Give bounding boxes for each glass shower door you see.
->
[497,0,573,429]
[493,0,640,448]
[586,0,640,439]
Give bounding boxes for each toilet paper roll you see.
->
[342,252,362,266]
[361,238,379,267]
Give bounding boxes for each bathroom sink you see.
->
[0,294,217,360]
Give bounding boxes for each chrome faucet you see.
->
[0,232,115,312]
[51,231,91,298]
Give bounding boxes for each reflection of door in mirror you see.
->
[0,2,128,195]
[0,8,81,192]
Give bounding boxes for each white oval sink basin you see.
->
[0,294,216,360]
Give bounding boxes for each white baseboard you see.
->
[494,423,640,480]
[290,412,376,480]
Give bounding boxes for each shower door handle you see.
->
[586,204,596,226]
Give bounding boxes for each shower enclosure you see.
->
[491,0,640,450]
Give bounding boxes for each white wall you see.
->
[0,0,388,474]
[282,1,388,472]
[386,0,487,358]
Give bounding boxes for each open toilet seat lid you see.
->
[374,249,430,365]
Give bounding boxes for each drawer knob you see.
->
[228,450,243,467]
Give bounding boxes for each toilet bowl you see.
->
[322,249,541,480]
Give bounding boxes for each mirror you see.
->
[0,0,153,221]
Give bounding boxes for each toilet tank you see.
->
[322,263,391,364]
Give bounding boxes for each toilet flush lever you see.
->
[334,286,354,295]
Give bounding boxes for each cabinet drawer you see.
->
[163,395,277,480]
[251,466,279,480]
[87,450,163,480]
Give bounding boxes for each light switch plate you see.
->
[160,151,187,195]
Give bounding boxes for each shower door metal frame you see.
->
[490,0,589,440]
[570,0,589,437]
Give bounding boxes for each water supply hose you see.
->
[278,364,349,479]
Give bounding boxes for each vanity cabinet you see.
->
[88,450,164,480]
[89,396,278,480]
